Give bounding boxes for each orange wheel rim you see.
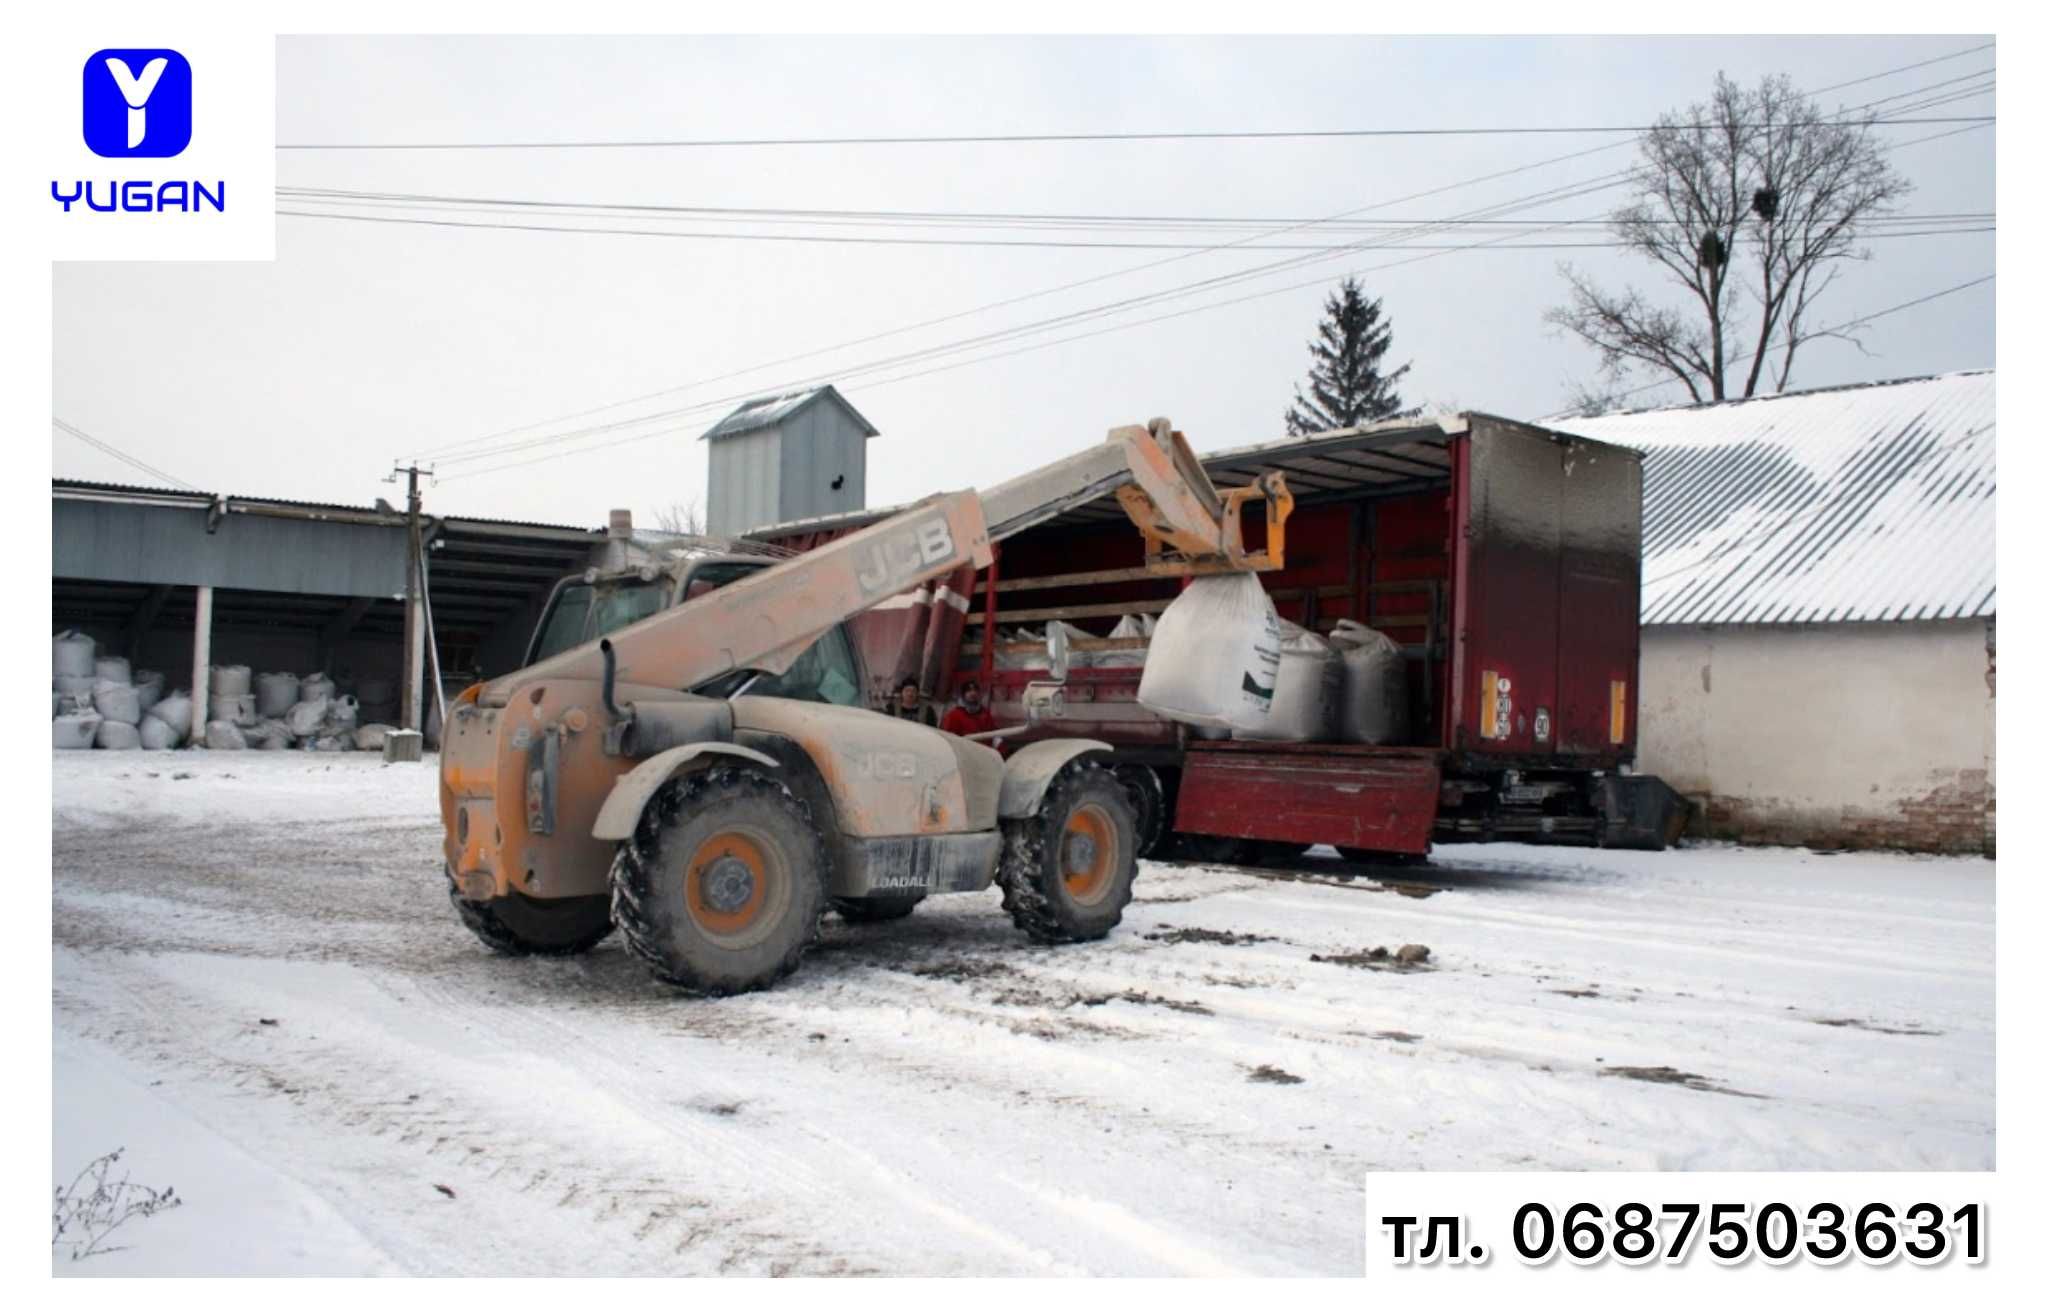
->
[1061,803,1118,904]
[685,831,771,936]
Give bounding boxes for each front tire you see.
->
[998,762,1138,943]
[609,767,828,995]
[448,874,614,957]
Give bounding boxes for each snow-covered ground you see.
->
[52,752,1994,1275]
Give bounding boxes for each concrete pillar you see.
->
[403,587,426,732]
[190,584,212,745]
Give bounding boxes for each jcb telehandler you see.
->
[439,419,1290,994]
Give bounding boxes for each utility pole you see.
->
[388,461,433,733]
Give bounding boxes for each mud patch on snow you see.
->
[1809,1017,1944,1037]
[1246,1064,1305,1085]
[1078,990,1213,1017]
[1600,1065,1766,1098]
[1144,925,1276,947]
[1312,944,1433,972]
[1372,1030,1424,1044]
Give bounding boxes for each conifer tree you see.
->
[1284,277,1411,435]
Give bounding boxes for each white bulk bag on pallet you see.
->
[95,720,141,750]
[1330,619,1410,746]
[147,692,194,739]
[53,631,96,679]
[286,697,331,738]
[1237,623,1342,742]
[138,715,182,750]
[1136,572,1282,733]
[255,672,301,718]
[93,680,144,726]
[210,664,253,697]
[54,714,101,750]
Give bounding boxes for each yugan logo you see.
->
[54,48,223,214]
[855,517,956,597]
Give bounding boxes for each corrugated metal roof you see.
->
[1552,371,1994,626]
[699,383,879,442]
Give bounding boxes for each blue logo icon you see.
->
[83,49,192,158]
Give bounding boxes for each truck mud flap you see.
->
[1595,774,1691,850]
[1172,743,1441,857]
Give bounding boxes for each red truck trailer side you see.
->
[759,413,1686,860]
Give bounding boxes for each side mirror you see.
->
[1046,623,1071,682]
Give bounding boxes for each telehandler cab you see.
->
[439,419,1291,994]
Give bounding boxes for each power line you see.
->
[275,206,1990,252]
[276,116,1989,152]
[53,418,198,490]
[404,54,1990,464]
[428,114,1987,473]
[399,52,1992,472]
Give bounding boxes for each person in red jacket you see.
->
[940,679,999,740]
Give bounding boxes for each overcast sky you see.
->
[53,34,1995,529]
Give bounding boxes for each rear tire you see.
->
[998,762,1138,943]
[448,874,613,957]
[1112,764,1168,858]
[830,894,924,923]
[609,767,828,995]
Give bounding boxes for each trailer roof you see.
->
[1551,370,1995,626]
[750,412,1496,539]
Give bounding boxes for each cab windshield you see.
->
[528,577,669,664]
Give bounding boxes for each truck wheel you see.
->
[609,767,828,995]
[830,894,924,923]
[1113,764,1168,858]
[447,874,615,957]
[998,762,1138,943]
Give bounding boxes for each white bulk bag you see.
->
[134,670,165,712]
[96,720,141,750]
[148,692,194,739]
[92,680,144,726]
[324,694,360,735]
[94,655,132,685]
[214,692,260,727]
[138,715,182,750]
[1094,614,1153,670]
[353,723,395,752]
[247,718,295,750]
[55,713,102,750]
[55,674,98,702]
[1237,623,1342,742]
[300,672,337,703]
[54,631,97,679]
[210,664,252,697]
[1136,572,1283,733]
[286,696,331,738]
[308,734,349,752]
[1330,620,1410,746]
[204,720,248,750]
[255,672,301,718]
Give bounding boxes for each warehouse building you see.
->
[1553,370,1995,855]
[52,480,609,739]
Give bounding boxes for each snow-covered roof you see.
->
[698,384,878,442]
[1552,370,1994,626]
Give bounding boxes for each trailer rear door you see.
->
[1450,416,1641,766]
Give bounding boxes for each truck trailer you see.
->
[755,413,1688,862]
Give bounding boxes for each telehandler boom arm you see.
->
[476,418,1290,709]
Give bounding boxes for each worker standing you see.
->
[887,677,938,727]
[941,679,999,738]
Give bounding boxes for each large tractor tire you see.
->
[609,767,828,995]
[448,874,614,957]
[997,761,1139,944]
[830,894,925,923]
[1112,764,1169,858]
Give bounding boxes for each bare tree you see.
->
[652,498,703,536]
[1548,72,1910,403]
